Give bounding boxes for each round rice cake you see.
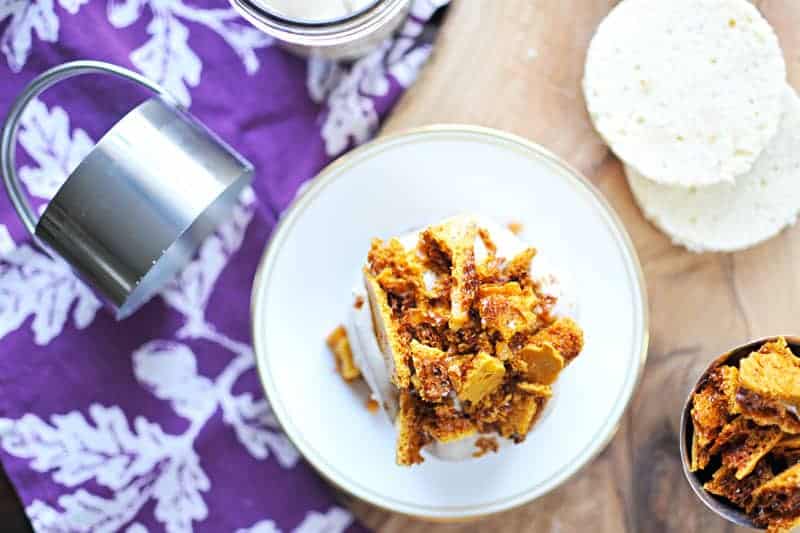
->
[626,86,800,253]
[584,0,786,187]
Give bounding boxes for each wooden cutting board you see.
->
[346,1,800,532]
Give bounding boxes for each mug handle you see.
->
[1,60,175,242]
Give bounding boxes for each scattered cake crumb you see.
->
[354,295,365,309]
[366,398,379,413]
[473,436,499,457]
[507,220,524,235]
[326,326,361,382]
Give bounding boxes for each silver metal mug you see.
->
[1,61,254,319]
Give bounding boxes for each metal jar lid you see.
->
[1,61,254,319]
[230,0,411,60]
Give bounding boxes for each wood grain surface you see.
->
[345,1,800,532]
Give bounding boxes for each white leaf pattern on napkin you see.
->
[236,519,281,533]
[166,3,272,75]
[57,0,88,15]
[221,392,299,468]
[0,224,14,255]
[0,0,91,72]
[317,45,386,156]
[106,0,143,27]
[27,482,151,533]
[408,0,448,20]
[1,0,59,72]
[133,341,217,420]
[235,507,353,533]
[0,244,100,345]
[131,15,201,106]
[161,187,256,337]
[152,452,210,533]
[18,98,94,200]
[307,57,343,104]
[293,507,353,533]
[0,0,25,19]
[109,0,272,106]
[0,99,99,345]
[213,18,271,75]
[0,405,167,490]
[314,0,436,156]
[2,404,213,532]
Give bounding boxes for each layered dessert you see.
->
[327,215,584,465]
[690,338,800,532]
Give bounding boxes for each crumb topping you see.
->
[704,462,773,510]
[409,340,452,403]
[690,365,740,470]
[326,326,361,382]
[366,398,379,413]
[690,338,800,532]
[473,436,499,458]
[740,338,800,405]
[506,221,524,235]
[363,217,584,465]
[750,463,800,531]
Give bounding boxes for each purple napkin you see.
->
[0,0,447,531]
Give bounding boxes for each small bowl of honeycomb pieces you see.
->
[680,336,800,532]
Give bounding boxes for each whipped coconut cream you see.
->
[257,0,376,22]
[346,215,578,461]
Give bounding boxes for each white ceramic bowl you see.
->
[251,125,649,520]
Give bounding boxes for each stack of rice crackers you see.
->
[584,0,800,253]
